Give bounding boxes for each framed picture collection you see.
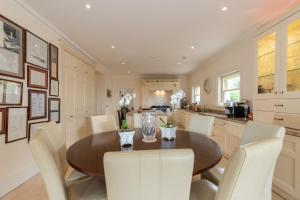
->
[0,14,60,143]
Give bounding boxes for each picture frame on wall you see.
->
[0,78,23,105]
[48,98,60,123]
[50,79,59,96]
[27,65,48,89]
[0,108,7,135]
[26,31,48,69]
[0,15,25,79]
[5,107,28,143]
[49,44,58,80]
[28,89,47,120]
[28,121,47,141]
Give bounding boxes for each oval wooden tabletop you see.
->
[67,129,222,177]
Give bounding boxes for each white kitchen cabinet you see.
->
[255,10,300,99]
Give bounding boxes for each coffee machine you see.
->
[224,100,250,118]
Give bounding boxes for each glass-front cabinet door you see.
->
[282,12,300,97]
[256,28,280,97]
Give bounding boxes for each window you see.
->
[219,72,240,105]
[192,86,201,103]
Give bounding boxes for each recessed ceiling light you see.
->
[127,70,131,74]
[122,62,126,65]
[177,62,182,65]
[34,44,38,47]
[111,45,115,49]
[222,6,228,11]
[191,46,195,49]
[85,4,91,9]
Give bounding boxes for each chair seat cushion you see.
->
[201,167,225,185]
[65,166,88,185]
[68,177,107,200]
[190,179,217,200]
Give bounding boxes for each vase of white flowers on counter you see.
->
[118,93,136,147]
[160,90,185,140]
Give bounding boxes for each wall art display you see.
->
[28,121,47,141]
[49,44,58,80]
[0,108,7,135]
[50,79,59,96]
[5,107,28,143]
[26,31,48,69]
[27,65,48,89]
[0,78,23,105]
[48,98,60,123]
[0,15,25,79]
[28,89,47,120]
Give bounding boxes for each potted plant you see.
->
[118,93,136,148]
[160,90,185,141]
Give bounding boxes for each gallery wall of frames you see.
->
[0,15,60,144]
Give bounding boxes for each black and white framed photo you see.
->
[5,107,28,143]
[28,89,47,120]
[0,108,7,135]
[0,15,25,79]
[49,44,58,80]
[26,31,48,69]
[48,98,60,123]
[50,79,59,96]
[28,121,48,141]
[27,65,48,89]
[0,78,23,105]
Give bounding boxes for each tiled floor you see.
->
[0,157,286,200]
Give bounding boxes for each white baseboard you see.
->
[0,164,39,198]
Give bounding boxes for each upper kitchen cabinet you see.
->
[255,11,300,99]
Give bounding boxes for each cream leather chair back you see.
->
[133,113,142,128]
[29,131,67,200]
[241,121,286,145]
[187,115,215,136]
[104,149,194,200]
[216,139,283,200]
[39,122,68,171]
[90,115,118,134]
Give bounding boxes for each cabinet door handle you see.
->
[274,117,284,121]
[274,91,278,94]
[281,91,284,94]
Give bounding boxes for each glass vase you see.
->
[141,111,157,143]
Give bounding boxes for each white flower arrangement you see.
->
[170,90,185,109]
[119,93,136,108]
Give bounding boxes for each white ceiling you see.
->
[22,0,298,75]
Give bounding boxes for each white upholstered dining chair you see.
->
[29,130,107,200]
[190,138,283,200]
[187,115,215,136]
[202,121,286,188]
[104,149,194,200]
[89,114,118,134]
[38,122,87,183]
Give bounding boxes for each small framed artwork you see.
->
[5,107,28,143]
[26,31,48,69]
[28,89,47,120]
[0,15,25,79]
[27,65,48,89]
[0,108,7,135]
[49,44,58,80]
[28,121,48,141]
[48,98,60,123]
[0,78,23,105]
[50,79,59,96]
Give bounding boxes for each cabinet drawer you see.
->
[280,99,300,114]
[253,99,284,112]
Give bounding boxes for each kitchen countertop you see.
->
[181,109,300,137]
[181,109,249,125]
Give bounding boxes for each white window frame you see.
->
[192,86,201,103]
[218,71,241,106]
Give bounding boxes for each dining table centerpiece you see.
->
[118,93,136,148]
[160,90,185,141]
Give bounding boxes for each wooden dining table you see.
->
[67,129,222,177]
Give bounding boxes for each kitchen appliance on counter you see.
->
[150,105,171,113]
[225,100,250,118]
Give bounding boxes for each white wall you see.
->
[187,32,255,110]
